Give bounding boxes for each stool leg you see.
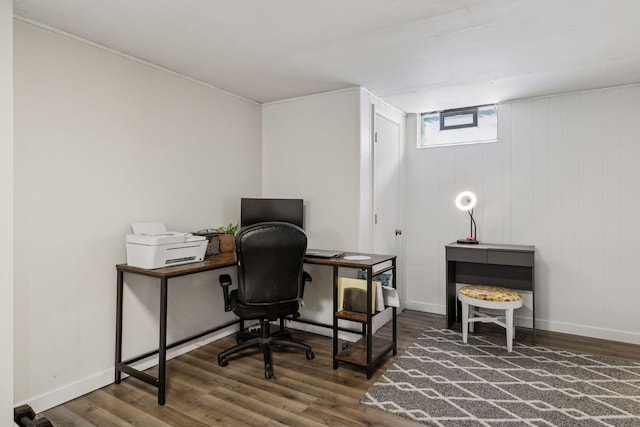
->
[506,308,514,352]
[461,301,469,343]
[468,306,475,334]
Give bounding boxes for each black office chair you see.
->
[218,222,315,379]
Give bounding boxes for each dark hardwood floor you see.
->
[43,311,640,426]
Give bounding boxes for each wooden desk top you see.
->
[116,251,237,278]
[303,252,396,268]
[117,251,396,278]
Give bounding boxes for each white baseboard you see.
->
[405,300,445,314]
[20,326,238,413]
[281,319,332,338]
[283,319,361,342]
[23,367,114,414]
[532,318,640,346]
[406,304,640,346]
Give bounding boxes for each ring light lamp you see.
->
[455,191,479,244]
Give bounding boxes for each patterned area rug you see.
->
[361,328,640,426]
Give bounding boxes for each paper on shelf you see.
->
[338,277,379,313]
[382,285,400,307]
[337,278,399,312]
[375,282,385,312]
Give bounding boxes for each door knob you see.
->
[395,229,402,235]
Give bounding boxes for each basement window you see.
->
[419,104,497,148]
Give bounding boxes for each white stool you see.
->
[458,285,523,352]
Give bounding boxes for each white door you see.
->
[371,108,402,329]
[372,111,401,256]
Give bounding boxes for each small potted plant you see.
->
[212,222,240,253]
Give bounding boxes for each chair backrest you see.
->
[235,222,307,305]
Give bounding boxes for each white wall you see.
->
[262,89,361,250]
[13,20,262,410]
[262,88,361,329]
[261,88,405,336]
[404,84,640,344]
[0,1,13,424]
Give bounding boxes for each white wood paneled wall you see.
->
[404,84,640,344]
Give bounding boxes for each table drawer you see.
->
[487,249,533,267]
[446,247,487,263]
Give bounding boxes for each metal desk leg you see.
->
[392,259,397,355]
[532,270,536,345]
[158,277,168,405]
[366,266,373,379]
[532,302,536,345]
[332,266,339,369]
[115,270,124,384]
[446,260,456,329]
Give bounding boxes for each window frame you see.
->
[419,104,498,149]
[439,107,478,130]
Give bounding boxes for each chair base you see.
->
[235,320,293,344]
[218,319,314,379]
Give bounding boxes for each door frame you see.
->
[358,92,406,254]
[357,90,406,307]
[371,105,402,257]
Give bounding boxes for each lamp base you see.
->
[457,238,479,244]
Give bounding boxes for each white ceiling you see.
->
[13,0,640,113]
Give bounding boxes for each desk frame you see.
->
[445,242,535,344]
[305,253,397,379]
[115,252,237,405]
[116,251,398,404]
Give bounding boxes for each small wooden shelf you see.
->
[335,337,394,367]
[336,310,370,323]
[325,253,397,379]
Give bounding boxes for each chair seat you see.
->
[229,289,300,320]
[458,284,523,352]
[459,285,522,302]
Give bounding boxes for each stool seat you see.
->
[459,285,522,302]
[458,285,523,352]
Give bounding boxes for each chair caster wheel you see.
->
[265,364,274,379]
[306,350,315,360]
[218,357,228,367]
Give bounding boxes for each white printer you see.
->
[125,222,208,269]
